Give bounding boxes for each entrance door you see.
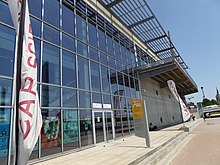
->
[92,110,114,144]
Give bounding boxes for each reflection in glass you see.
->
[43,24,60,45]
[114,110,122,138]
[128,109,134,133]
[90,61,101,92]
[44,0,59,27]
[62,50,76,88]
[41,85,60,107]
[62,34,76,52]
[98,28,106,53]
[78,56,90,90]
[110,69,118,95]
[89,47,99,61]
[41,109,61,157]
[0,24,15,77]
[88,21,97,48]
[0,1,13,26]
[34,38,41,81]
[62,88,77,108]
[101,66,110,94]
[62,4,75,36]
[100,52,107,66]
[122,110,129,136]
[0,78,12,106]
[105,112,113,141]
[76,14,87,42]
[29,0,42,18]
[77,41,88,57]
[79,110,93,146]
[63,110,79,151]
[79,90,91,108]
[42,43,60,85]
[92,92,101,104]
[94,112,104,143]
[30,17,41,37]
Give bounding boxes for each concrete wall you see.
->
[140,78,182,128]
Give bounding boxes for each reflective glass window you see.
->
[90,61,101,92]
[114,40,121,61]
[34,38,41,81]
[44,0,60,27]
[42,43,60,85]
[78,56,90,90]
[92,92,101,104]
[114,110,123,138]
[41,85,61,107]
[43,24,60,45]
[62,88,77,108]
[128,108,134,133]
[88,21,97,48]
[62,50,76,88]
[79,90,91,108]
[117,72,124,91]
[89,47,99,61]
[30,17,41,38]
[0,1,13,26]
[79,109,93,146]
[76,14,87,42]
[122,109,129,136]
[124,75,130,97]
[62,4,75,36]
[29,0,42,18]
[135,79,140,99]
[62,34,76,52]
[103,94,111,105]
[0,108,11,164]
[98,28,106,53]
[130,77,136,98]
[107,35,114,57]
[110,69,118,95]
[0,78,12,106]
[41,109,61,157]
[109,57,116,69]
[100,52,107,66]
[63,110,79,151]
[116,60,122,71]
[0,25,15,77]
[77,41,88,57]
[101,66,110,94]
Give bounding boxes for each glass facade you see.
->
[0,0,151,163]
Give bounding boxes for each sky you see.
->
[147,0,220,103]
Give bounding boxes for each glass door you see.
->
[93,111,104,143]
[105,111,113,141]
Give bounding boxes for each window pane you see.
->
[109,57,116,69]
[62,4,75,36]
[30,17,41,38]
[77,41,88,57]
[79,109,93,146]
[92,92,101,104]
[63,110,79,151]
[0,78,12,106]
[107,35,114,57]
[103,94,111,105]
[62,50,76,88]
[0,25,15,77]
[0,108,11,165]
[76,14,87,42]
[110,69,118,95]
[89,47,99,61]
[29,0,42,18]
[124,75,130,97]
[44,0,59,27]
[78,56,90,90]
[101,66,110,93]
[41,85,60,107]
[88,21,97,48]
[41,109,61,157]
[43,24,59,45]
[62,34,76,52]
[98,28,106,52]
[34,38,41,81]
[0,1,13,26]
[62,88,77,108]
[42,43,60,84]
[79,90,91,108]
[114,110,123,138]
[122,109,129,136]
[90,61,101,92]
[100,52,107,66]
[114,40,121,61]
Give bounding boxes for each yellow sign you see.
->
[131,100,144,119]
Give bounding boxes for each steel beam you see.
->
[128,16,154,29]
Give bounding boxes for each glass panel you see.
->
[62,34,76,52]
[103,94,111,105]
[29,0,42,18]
[114,40,121,61]
[62,88,77,108]
[105,112,113,141]
[135,79,140,99]
[101,66,110,94]
[79,90,91,108]
[130,77,136,98]
[117,72,124,92]
[0,78,12,106]
[109,57,116,69]
[92,92,101,104]
[44,0,59,27]
[62,4,75,36]
[110,69,118,95]
[42,43,60,85]
[89,47,99,62]
[124,75,130,97]
[41,109,61,157]
[100,52,107,66]
[98,28,106,53]
[30,139,39,160]
[63,110,79,151]
[62,50,76,88]
[76,14,87,42]
[128,108,134,133]
[43,24,60,45]
[77,41,88,57]
[34,38,41,81]
[79,110,93,146]
[0,24,15,77]
[122,110,129,136]
[114,110,122,138]
[78,56,90,90]
[107,35,114,57]
[88,21,97,48]
[94,112,104,143]
[90,61,101,92]
[0,109,11,165]
[0,1,13,26]
[41,85,60,107]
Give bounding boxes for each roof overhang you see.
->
[136,58,198,95]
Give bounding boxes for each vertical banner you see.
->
[167,80,190,122]
[8,0,42,164]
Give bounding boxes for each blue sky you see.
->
[147,0,220,103]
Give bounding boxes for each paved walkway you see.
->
[31,119,202,165]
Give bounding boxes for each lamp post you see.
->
[201,87,205,99]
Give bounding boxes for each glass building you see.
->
[0,0,197,164]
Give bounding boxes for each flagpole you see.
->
[15,0,26,164]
